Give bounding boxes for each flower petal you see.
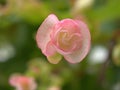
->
[9,75,20,86]
[36,14,59,56]
[63,20,91,63]
[45,41,57,56]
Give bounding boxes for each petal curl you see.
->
[63,20,91,63]
[36,14,59,56]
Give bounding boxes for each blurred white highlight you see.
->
[0,43,15,62]
[113,82,120,90]
[89,46,108,64]
[72,0,94,13]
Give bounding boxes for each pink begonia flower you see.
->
[36,14,91,64]
[9,74,37,90]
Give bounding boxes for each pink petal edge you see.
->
[36,14,59,56]
[63,20,91,63]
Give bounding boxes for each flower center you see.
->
[56,30,82,53]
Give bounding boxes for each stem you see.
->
[97,31,119,85]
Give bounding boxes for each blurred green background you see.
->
[0,0,120,90]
